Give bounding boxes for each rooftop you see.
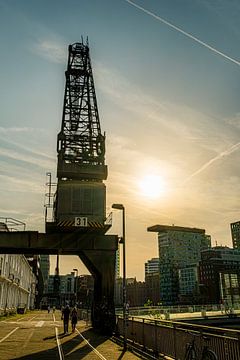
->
[147,224,205,234]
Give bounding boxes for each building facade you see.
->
[145,258,159,278]
[48,273,75,293]
[199,246,240,305]
[76,274,94,308]
[178,265,199,304]
[126,278,147,307]
[0,221,37,314]
[40,255,50,293]
[47,273,76,306]
[145,272,160,305]
[0,254,36,314]
[230,221,240,249]
[148,224,211,305]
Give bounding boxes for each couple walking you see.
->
[62,305,78,334]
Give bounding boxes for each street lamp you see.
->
[73,268,78,306]
[112,203,127,350]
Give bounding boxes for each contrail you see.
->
[125,0,240,67]
[182,142,240,184]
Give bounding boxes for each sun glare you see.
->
[138,174,166,199]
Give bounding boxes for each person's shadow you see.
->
[14,328,113,359]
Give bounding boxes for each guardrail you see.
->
[115,303,240,318]
[0,217,26,232]
[116,315,240,359]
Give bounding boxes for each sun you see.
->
[138,174,166,199]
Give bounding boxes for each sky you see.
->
[1,0,240,280]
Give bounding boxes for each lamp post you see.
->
[73,268,78,306]
[112,203,127,350]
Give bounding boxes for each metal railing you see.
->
[115,303,240,318]
[116,315,240,359]
[0,217,26,231]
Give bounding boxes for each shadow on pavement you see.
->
[14,328,111,359]
[117,348,126,360]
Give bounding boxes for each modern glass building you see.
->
[148,224,211,305]
[199,246,240,305]
[145,257,159,279]
[230,221,240,249]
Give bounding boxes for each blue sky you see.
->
[1,0,240,280]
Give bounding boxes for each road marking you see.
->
[76,328,107,360]
[35,321,44,327]
[16,317,25,322]
[54,315,64,360]
[0,327,19,343]
[16,315,36,322]
[55,327,64,360]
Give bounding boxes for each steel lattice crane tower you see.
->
[55,41,108,227]
[57,40,107,180]
[52,40,116,333]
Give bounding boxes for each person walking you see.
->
[71,306,78,333]
[62,304,70,334]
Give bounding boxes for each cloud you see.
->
[182,141,240,184]
[224,113,240,129]
[95,62,240,190]
[0,174,43,193]
[32,39,66,63]
[97,64,219,139]
[0,147,54,171]
[0,127,37,133]
[0,127,55,169]
[0,136,55,161]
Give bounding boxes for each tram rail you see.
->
[0,311,142,359]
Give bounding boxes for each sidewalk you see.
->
[75,322,142,359]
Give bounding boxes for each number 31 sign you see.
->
[75,217,88,227]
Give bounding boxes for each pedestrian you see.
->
[71,306,78,333]
[53,306,56,313]
[47,305,50,313]
[62,304,70,334]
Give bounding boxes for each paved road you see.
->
[0,311,140,359]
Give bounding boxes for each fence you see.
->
[115,303,240,318]
[116,315,240,360]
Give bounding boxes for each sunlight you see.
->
[138,174,166,199]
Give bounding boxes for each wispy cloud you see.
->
[0,135,55,162]
[125,0,240,67]
[0,127,37,133]
[0,174,43,193]
[183,142,240,184]
[0,146,55,170]
[95,63,240,192]
[32,39,66,63]
[224,113,240,129]
[0,127,55,169]
[97,63,234,155]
